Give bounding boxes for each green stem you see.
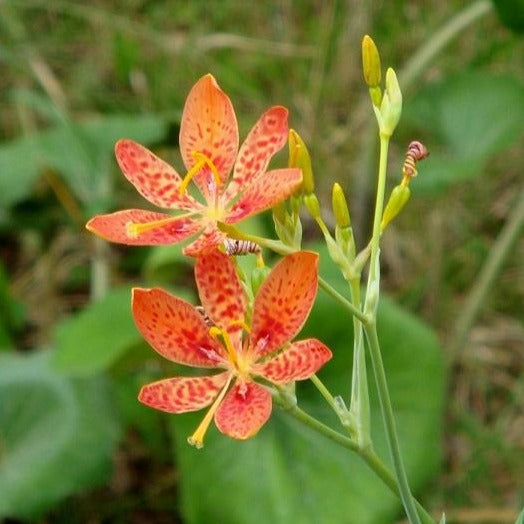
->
[450,186,524,358]
[364,324,424,524]
[310,374,337,410]
[318,277,368,324]
[274,395,358,452]
[367,135,389,287]
[360,448,435,524]
[274,396,434,524]
[364,134,424,524]
[348,278,371,447]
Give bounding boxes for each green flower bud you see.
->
[304,193,321,220]
[288,129,315,194]
[381,184,411,231]
[379,68,402,137]
[332,183,351,229]
[362,35,381,88]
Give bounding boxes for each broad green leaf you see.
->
[0,113,168,216]
[168,246,445,524]
[144,244,192,284]
[53,287,139,376]
[115,371,170,461]
[405,73,524,194]
[492,0,524,32]
[0,350,120,519]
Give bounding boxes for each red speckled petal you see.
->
[195,249,247,335]
[255,338,332,384]
[182,223,227,257]
[138,372,230,413]
[250,251,319,358]
[214,380,271,440]
[224,106,289,202]
[86,209,202,245]
[115,139,202,211]
[225,168,302,224]
[132,287,227,367]
[179,74,239,199]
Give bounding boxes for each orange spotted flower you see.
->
[133,250,332,446]
[86,74,302,256]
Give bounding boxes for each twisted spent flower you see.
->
[134,250,332,447]
[86,74,302,256]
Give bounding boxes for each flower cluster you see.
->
[87,74,332,446]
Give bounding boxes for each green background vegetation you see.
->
[0,1,522,522]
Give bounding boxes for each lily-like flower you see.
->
[86,74,302,255]
[134,250,332,446]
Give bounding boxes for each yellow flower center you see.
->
[126,151,226,239]
[209,322,252,377]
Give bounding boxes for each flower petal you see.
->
[224,106,289,202]
[115,139,202,211]
[179,74,239,199]
[195,249,247,334]
[132,287,227,367]
[250,251,319,358]
[182,223,227,257]
[225,168,302,224]
[214,380,271,440]
[138,372,230,413]
[255,338,332,384]
[86,209,202,245]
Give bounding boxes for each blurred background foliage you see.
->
[0,0,523,523]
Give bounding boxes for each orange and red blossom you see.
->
[134,250,332,446]
[86,74,302,256]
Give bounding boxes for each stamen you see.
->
[209,326,238,366]
[187,374,234,449]
[126,212,196,238]
[229,319,251,334]
[179,151,221,195]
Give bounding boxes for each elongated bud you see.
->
[381,184,411,231]
[304,193,321,220]
[289,129,315,194]
[332,183,351,228]
[362,35,381,88]
[379,68,402,137]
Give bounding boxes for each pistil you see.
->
[179,151,222,195]
[209,326,238,367]
[187,374,234,449]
